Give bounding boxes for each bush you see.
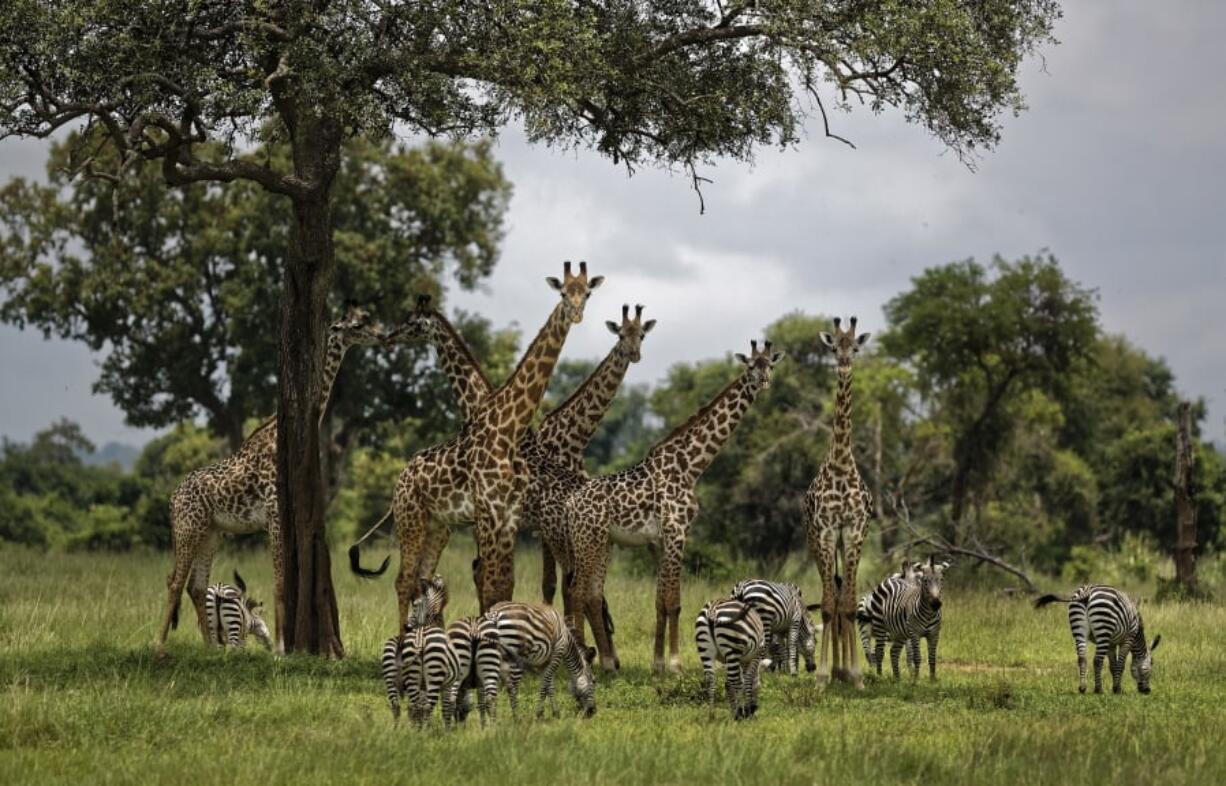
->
[1061,532,1164,587]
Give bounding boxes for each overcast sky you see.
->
[1,3,1223,449]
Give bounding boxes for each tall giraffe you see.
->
[155,306,385,654]
[379,299,653,615]
[804,316,872,687]
[561,341,783,672]
[350,262,602,622]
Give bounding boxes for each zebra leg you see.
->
[1075,637,1088,694]
[1092,645,1105,694]
[1109,646,1125,694]
[726,661,744,719]
[537,657,561,720]
[889,640,904,679]
[927,630,940,681]
[873,635,886,676]
[506,662,524,720]
[908,636,921,681]
[788,623,799,677]
[442,681,457,729]
[745,658,762,718]
[703,667,716,720]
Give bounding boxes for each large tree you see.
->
[0,131,511,452]
[0,0,1061,654]
[881,255,1097,535]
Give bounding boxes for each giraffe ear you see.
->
[546,276,564,291]
[588,275,605,290]
[606,320,621,335]
[856,332,872,346]
[734,353,750,364]
[819,332,836,348]
[642,319,656,334]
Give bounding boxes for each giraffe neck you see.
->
[428,312,494,423]
[650,371,763,486]
[533,342,632,470]
[479,301,573,443]
[828,365,855,465]
[316,333,349,427]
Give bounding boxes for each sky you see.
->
[1,3,1223,449]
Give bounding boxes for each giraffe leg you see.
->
[839,524,866,688]
[187,529,223,645]
[476,508,517,611]
[541,538,558,606]
[155,506,209,656]
[394,495,430,628]
[265,504,286,654]
[807,521,838,684]
[417,526,452,582]
[576,547,618,672]
[655,540,685,674]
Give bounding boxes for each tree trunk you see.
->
[1173,401,1198,595]
[276,115,345,656]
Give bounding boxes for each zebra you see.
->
[857,557,948,680]
[381,622,463,727]
[204,570,272,650]
[728,579,819,675]
[406,574,448,628]
[485,601,597,719]
[695,598,770,720]
[1034,584,1161,695]
[445,613,504,726]
[856,562,922,670]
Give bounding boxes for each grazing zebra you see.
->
[695,598,770,720]
[485,601,597,719]
[381,622,463,727]
[204,571,272,650]
[729,579,819,675]
[446,613,504,725]
[1034,584,1161,695]
[857,557,948,680]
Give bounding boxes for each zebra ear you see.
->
[1151,635,1161,652]
[584,646,597,664]
[233,570,247,594]
[418,578,432,594]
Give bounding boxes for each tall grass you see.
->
[2,541,1223,785]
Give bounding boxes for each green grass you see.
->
[2,542,1223,785]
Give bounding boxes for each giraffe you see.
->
[155,305,385,655]
[803,316,873,687]
[380,298,653,620]
[561,340,783,673]
[349,262,602,624]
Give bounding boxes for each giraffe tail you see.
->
[1034,594,1071,609]
[348,508,393,579]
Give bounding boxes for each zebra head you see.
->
[568,635,598,718]
[406,575,449,629]
[917,556,949,610]
[245,597,273,650]
[800,595,821,672]
[1132,634,1161,694]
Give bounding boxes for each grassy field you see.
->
[2,541,1223,786]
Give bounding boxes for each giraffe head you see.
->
[329,304,386,349]
[546,260,604,324]
[605,304,656,363]
[733,340,785,390]
[819,316,871,371]
[382,294,438,346]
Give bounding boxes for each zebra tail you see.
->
[348,508,394,579]
[1033,593,1071,609]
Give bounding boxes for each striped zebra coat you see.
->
[486,601,597,719]
[1035,584,1161,694]
[204,571,272,650]
[446,614,504,725]
[695,598,769,720]
[381,623,463,726]
[857,558,947,680]
[729,579,819,675]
